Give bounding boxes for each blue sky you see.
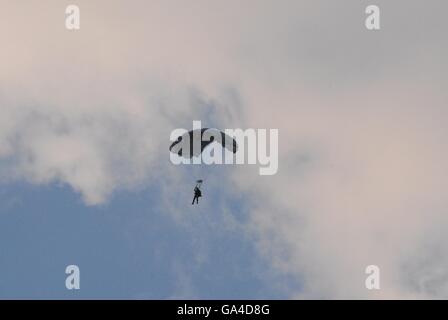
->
[0,181,298,299]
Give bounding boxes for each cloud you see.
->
[1,0,448,298]
[234,79,448,298]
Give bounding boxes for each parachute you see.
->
[169,128,238,158]
[195,179,203,188]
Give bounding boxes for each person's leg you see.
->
[192,196,195,205]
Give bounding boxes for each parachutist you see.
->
[192,186,202,205]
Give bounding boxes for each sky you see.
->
[1,0,448,299]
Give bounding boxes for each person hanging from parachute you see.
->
[169,127,238,205]
[192,180,203,205]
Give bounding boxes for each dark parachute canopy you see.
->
[169,128,238,158]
